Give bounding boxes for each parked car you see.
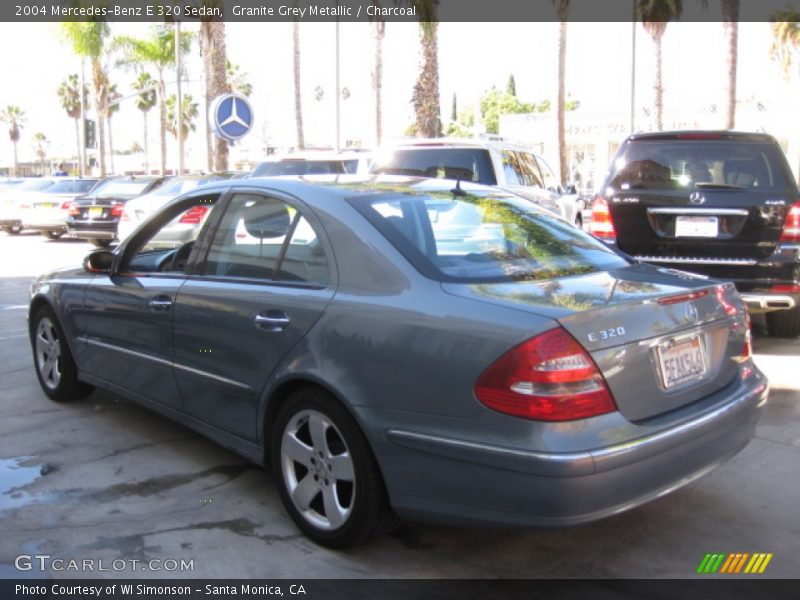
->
[371,138,582,226]
[591,130,800,337]
[30,176,766,548]
[66,176,168,247]
[21,178,101,239]
[0,178,57,234]
[118,173,239,242]
[251,151,372,178]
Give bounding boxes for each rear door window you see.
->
[373,148,497,185]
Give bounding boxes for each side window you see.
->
[501,150,525,186]
[536,156,559,191]
[201,193,329,285]
[519,153,545,188]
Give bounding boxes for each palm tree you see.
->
[0,106,26,176]
[61,22,111,175]
[115,25,193,175]
[770,13,800,75]
[637,0,684,130]
[33,132,48,175]
[56,74,87,175]
[293,19,305,150]
[722,0,740,129]
[200,15,231,171]
[411,1,441,137]
[371,2,386,145]
[132,72,157,174]
[166,93,199,147]
[553,0,570,185]
[106,83,122,174]
[226,60,252,97]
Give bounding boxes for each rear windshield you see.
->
[372,148,498,185]
[16,179,56,192]
[93,179,154,199]
[351,191,627,283]
[608,140,791,191]
[252,160,348,177]
[45,180,98,194]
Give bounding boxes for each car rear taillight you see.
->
[475,327,617,421]
[110,203,125,218]
[60,201,73,210]
[657,289,711,305]
[771,284,800,293]
[179,206,209,224]
[779,201,800,242]
[589,196,616,239]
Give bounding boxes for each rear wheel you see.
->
[30,306,94,402]
[766,305,800,338]
[2,222,22,234]
[42,231,64,240]
[271,387,398,548]
[89,238,112,247]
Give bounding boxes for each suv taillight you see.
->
[779,201,800,242]
[475,327,617,421]
[179,206,209,224]
[589,196,616,239]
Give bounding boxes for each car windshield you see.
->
[94,179,154,199]
[45,180,98,194]
[152,178,205,196]
[372,148,498,185]
[351,191,628,283]
[252,160,348,177]
[15,179,56,192]
[608,139,791,191]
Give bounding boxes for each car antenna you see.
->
[451,179,466,197]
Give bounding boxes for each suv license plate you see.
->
[675,215,718,237]
[657,334,708,389]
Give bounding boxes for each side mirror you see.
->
[83,250,114,274]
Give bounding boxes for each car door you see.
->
[171,190,335,442]
[498,150,561,216]
[534,154,576,223]
[82,191,223,410]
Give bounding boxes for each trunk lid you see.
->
[444,264,750,422]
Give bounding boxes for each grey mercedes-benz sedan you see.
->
[28,176,767,547]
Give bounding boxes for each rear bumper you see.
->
[371,369,767,527]
[67,222,118,240]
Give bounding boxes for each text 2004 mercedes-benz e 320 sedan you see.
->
[29,176,767,547]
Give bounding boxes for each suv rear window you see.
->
[252,160,348,177]
[372,148,497,185]
[608,140,791,191]
[351,190,627,283]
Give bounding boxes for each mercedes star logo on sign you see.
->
[210,93,254,142]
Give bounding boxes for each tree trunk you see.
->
[143,112,149,175]
[414,23,441,138]
[12,141,18,176]
[723,0,739,130]
[201,20,231,171]
[373,18,385,146]
[557,20,568,186]
[107,116,115,174]
[654,32,664,130]
[293,21,305,150]
[91,58,107,176]
[158,73,167,175]
[73,118,81,174]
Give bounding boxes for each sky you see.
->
[0,20,796,171]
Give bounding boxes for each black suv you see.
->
[591,131,800,337]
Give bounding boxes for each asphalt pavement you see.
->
[0,231,798,579]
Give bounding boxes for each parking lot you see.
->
[0,231,798,579]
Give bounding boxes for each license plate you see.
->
[675,215,718,238]
[89,207,104,218]
[38,203,55,209]
[657,334,708,389]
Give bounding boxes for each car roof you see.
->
[384,137,540,153]
[626,130,777,144]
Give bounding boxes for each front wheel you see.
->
[271,387,398,548]
[30,306,94,402]
[2,222,22,234]
[766,305,800,338]
[42,231,63,240]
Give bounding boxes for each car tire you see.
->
[43,231,63,240]
[30,306,94,402]
[2,222,22,234]
[89,239,112,247]
[766,305,800,338]
[271,387,398,548]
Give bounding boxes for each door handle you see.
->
[149,296,173,311]
[254,310,290,331]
